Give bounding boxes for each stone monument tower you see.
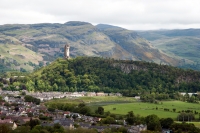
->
[64,44,70,59]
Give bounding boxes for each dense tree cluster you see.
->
[24,95,40,105]
[2,57,200,100]
[170,123,200,133]
[0,123,97,133]
[45,102,91,116]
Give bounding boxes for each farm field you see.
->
[103,101,200,119]
[47,96,200,119]
[80,96,136,103]
[46,96,135,105]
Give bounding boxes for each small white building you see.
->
[180,92,197,97]
[134,96,140,100]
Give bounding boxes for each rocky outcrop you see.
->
[112,63,146,74]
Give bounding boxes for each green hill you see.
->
[6,57,200,97]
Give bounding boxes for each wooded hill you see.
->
[4,57,200,98]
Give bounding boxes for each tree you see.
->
[102,116,115,124]
[30,128,40,133]
[24,95,40,105]
[53,123,65,133]
[39,61,44,67]
[79,106,91,115]
[126,111,136,125]
[29,118,41,129]
[188,95,197,103]
[0,124,11,133]
[178,112,195,121]
[26,80,35,92]
[52,83,58,91]
[11,126,30,133]
[21,91,26,96]
[145,114,161,131]
[160,118,174,129]
[96,107,104,115]
[170,123,200,133]
[78,103,86,108]
[47,108,55,112]
[14,107,19,112]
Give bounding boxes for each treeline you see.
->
[0,123,97,133]
[24,95,40,105]
[46,102,91,116]
[2,57,200,99]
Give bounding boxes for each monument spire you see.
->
[64,43,70,59]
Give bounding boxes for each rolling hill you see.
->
[137,29,200,70]
[0,21,181,72]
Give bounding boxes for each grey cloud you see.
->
[0,0,200,30]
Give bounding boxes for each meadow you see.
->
[47,96,200,119]
[102,101,200,119]
[47,96,136,106]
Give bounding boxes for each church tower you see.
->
[64,44,70,59]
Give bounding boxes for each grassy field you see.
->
[103,101,200,119]
[80,96,135,103]
[47,96,200,119]
[47,96,135,105]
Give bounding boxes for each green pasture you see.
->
[103,101,200,119]
[80,96,135,103]
[47,97,200,119]
[47,96,135,105]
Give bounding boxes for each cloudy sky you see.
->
[1,0,200,30]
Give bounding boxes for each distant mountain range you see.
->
[137,29,200,70]
[0,21,199,72]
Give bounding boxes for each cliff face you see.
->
[0,21,182,71]
[112,61,200,84]
[112,63,143,74]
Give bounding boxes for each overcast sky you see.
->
[1,0,200,30]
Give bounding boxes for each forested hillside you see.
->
[3,57,200,98]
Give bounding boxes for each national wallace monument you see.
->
[64,43,70,59]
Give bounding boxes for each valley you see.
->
[1,22,200,132]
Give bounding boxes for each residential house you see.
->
[89,126,109,133]
[134,96,140,100]
[96,92,106,96]
[86,92,96,97]
[127,124,147,133]
[78,122,91,129]
[54,118,74,129]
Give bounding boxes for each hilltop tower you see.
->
[64,44,70,59]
